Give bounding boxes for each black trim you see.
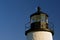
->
[25,28,54,35]
[30,11,48,18]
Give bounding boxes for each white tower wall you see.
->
[27,31,53,40]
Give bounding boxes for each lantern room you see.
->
[30,7,48,29]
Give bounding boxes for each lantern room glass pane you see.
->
[31,15,40,23]
[46,17,48,23]
[41,14,46,22]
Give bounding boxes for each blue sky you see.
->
[0,0,60,40]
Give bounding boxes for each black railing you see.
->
[25,22,54,32]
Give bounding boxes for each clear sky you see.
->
[0,0,60,40]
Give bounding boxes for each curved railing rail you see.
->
[48,21,54,31]
[25,22,31,31]
[25,22,54,31]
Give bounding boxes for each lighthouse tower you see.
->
[25,7,54,40]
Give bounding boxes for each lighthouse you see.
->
[25,7,54,40]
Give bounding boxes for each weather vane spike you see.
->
[37,6,41,12]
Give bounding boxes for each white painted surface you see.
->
[27,31,53,40]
